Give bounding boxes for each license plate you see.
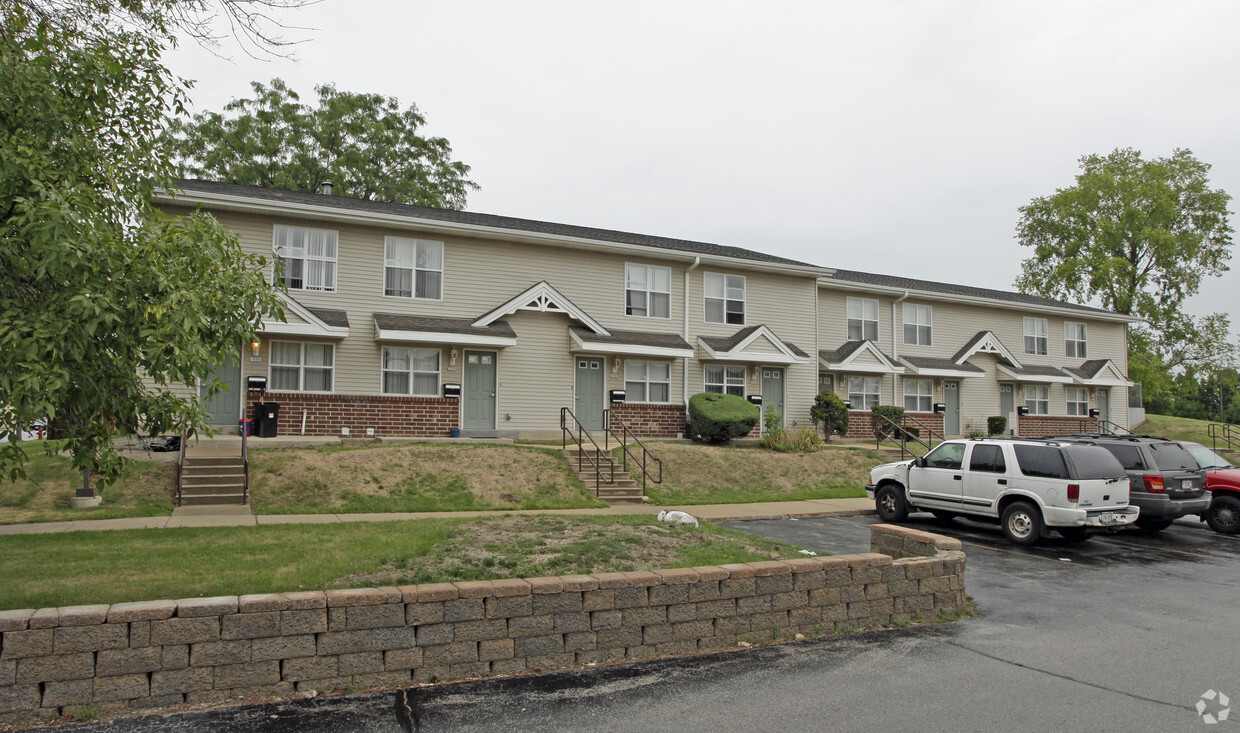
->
[1183,480,1193,490]
[1100,512,1119,525]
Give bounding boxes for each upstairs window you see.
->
[1066,387,1089,416]
[385,237,443,300]
[625,361,671,403]
[847,376,881,410]
[274,225,338,292]
[903,378,933,412]
[1024,385,1049,415]
[382,346,440,396]
[270,342,334,392]
[1065,322,1088,358]
[625,264,671,318]
[1023,317,1048,355]
[902,304,932,346]
[847,297,879,341]
[704,273,745,325]
[705,364,746,397]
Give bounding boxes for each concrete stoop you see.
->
[561,447,648,504]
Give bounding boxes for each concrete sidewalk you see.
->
[0,497,875,535]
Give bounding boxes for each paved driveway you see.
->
[73,515,1240,732]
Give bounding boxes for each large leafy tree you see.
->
[1014,148,1236,397]
[0,1,290,485]
[168,79,479,209]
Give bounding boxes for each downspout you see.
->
[892,291,910,405]
[684,257,701,427]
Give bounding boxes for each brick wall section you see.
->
[1014,416,1098,437]
[609,404,686,438]
[841,412,944,440]
[0,525,966,723]
[253,393,461,438]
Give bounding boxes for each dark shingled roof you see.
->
[818,340,898,365]
[569,326,692,351]
[373,313,516,339]
[901,356,985,373]
[699,325,809,358]
[307,307,349,329]
[826,268,1120,316]
[1063,360,1111,380]
[952,331,997,364]
[171,179,821,270]
[998,363,1072,378]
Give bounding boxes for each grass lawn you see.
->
[641,442,879,505]
[0,440,176,525]
[248,443,606,514]
[0,515,798,611]
[1137,414,1239,465]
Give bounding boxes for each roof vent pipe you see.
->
[319,181,333,195]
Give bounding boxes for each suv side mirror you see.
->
[912,456,926,468]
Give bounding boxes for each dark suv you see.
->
[1042,434,1208,531]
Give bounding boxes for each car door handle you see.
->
[953,475,961,481]
[997,479,1007,485]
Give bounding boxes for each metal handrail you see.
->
[871,411,934,460]
[1208,422,1240,452]
[175,428,187,506]
[604,410,662,494]
[560,407,615,496]
[241,413,250,505]
[1096,419,1131,435]
[901,412,945,449]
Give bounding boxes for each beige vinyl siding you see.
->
[497,312,574,431]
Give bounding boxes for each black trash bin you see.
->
[256,402,280,438]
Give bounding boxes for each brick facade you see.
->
[608,403,687,438]
[1013,415,1098,437]
[252,393,461,438]
[0,525,967,724]
[841,411,945,440]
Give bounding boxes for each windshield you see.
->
[1183,444,1234,470]
[1062,445,1127,480]
[1148,442,1200,472]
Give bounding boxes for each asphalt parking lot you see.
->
[70,514,1240,733]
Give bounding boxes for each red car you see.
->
[1181,441,1240,534]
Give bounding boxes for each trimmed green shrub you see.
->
[987,415,1007,436]
[810,391,849,441]
[688,393,759,444]
[871,405,905,440]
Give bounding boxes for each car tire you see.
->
[929,511,957,523]
[875,485,909,522]
[1135,517,1174,532]
[1001,501,1044,546]
[1204,495,1240,534]
[1057,527,1091,543]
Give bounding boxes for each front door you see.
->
[574,357,605,431]
[944,380,961,435]
[199,352,241,425]
[1097,388,1110,424]
[999,383,1014,419]
[463,351,497,430]
[762,367,785,432]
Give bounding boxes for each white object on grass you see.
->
[657,510,700,527]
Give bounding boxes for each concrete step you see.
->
[179,493,247,506]
[181,470,244,484]
[180,483,245,496]
[183,457,245,468]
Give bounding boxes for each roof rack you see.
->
[1042,433,1176,443]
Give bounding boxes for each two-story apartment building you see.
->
[157,181,826,440]
[155,180,1139,441]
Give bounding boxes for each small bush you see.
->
[871,405,905,440]
[987,415,1007,436]
[810,391,850,441]
[688,393,759,444]
[900,426,920,441]
[762,428,825,453]
[758,405,785,449]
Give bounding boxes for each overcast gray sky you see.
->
[166,0,1240,326]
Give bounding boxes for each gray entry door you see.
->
[999,383,1015,419]
[1097,388,1110,423]
[574,357,605,431]
[199,353,241,425]
[463,351,497,430]
[762,367,785,431]
[944,380,962,435]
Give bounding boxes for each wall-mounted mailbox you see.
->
[1089,408,1101,418]
[746,395,763,406]
[933,402,946,414]
[842,400,852,410]
[1017,406,1030,416]
[442,383,461,399]
[609,389,626,403]
[246,376,267,395]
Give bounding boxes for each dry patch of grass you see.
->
[249,443,605,514]
[645,442,881,505]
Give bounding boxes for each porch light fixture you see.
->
[612,357,622,375]
[450,347,458,366]
[250,338,261,357]
[751,366,760,383]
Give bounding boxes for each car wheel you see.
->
[1057,527,1091,543]
[875,485,909,522]
[1135,517,1175,532]
[1204,495,1240,534]
[929,511,956,523]
[1001,501,1044,546]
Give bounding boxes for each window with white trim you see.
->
[384,237,443,300]
[382,346,440,396]
[704,273,745,325]
[270,342,334,392]
[1065,322,1088,358]
[1024,385,1049,415]
[903,378,934,412]
[902,304,932,346]
[848,376,881,410]
[273,225,337,292]
[1066,387,1089,416]
[1023,317,1048,355]
[625,361,671,403]
[625,264,671,318]
[847,297,879,341]
[704,364,746,397]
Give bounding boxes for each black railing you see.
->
[1096,419,1131,435]
[1208,422,1240,453]
[175,428,187,506]
[241,417,250,505]
[605,410,662,493]
[871,411,941,460]
[560,407,615,496]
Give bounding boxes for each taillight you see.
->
[1067,484,1079,502]
[1143,475,1165,493]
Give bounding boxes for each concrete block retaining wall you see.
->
[0,525,966,723]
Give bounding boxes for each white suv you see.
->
[866,437,1139,545]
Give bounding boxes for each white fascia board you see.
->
[731,325,803,361]
[818,279,1140,324]
[995,364,1075,384]
[697,337,807,364]
[375,328,516,347]
[956,331,1021,368]
[569,329,692,358]
[1072,361,1134,386]
[155,188,832,278]
[913,368,985,378]
[260,320,348,339]
[473,281,610,336]
[824,362,905,375]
